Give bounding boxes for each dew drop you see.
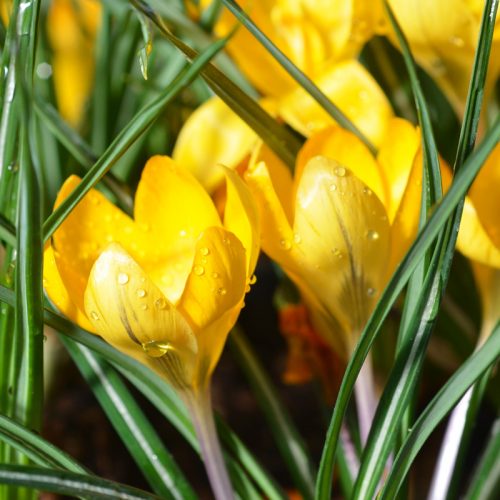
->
[293,233,302,244]
[217,287,227,296]
[155,298,167,309]
[280,239,292,250]
[334,166,347,177]
[212,272,219,279]
[249,274,257,285]
[90,311,99,321]
[331,248,343,259]
[141,304,148,311]
[142,341,171,358]
[366,230,380,241]
[367,287,377,297]
[179,229,187,237]
[449,35,465,47]
[194,265,205,276]
[200,247,210,256]
[117,273,129,285]
[136,288,147,298]
[329,184,337,192]
[363,187,373,196]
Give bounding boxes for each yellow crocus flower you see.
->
[47,0,101,127]
[386,0,500,115]
[44,156,260,392]
[245,118,424,358]
[203,0,385,97]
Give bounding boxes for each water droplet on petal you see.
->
[117,273,129,285]
[136,289,147,298]
[280,239,292,250]
[329,184,337,192]
[179,229,187,237]
[217,287,227,296]
[293,233,302,244]
[141,304,148,311]
[194,265,205,276]
[200,247,210,256]
[155,298,167,309]
[142,341,171,358]
[367,287,377,297]
[367,230,380,241]
[212,272,219,279]
[449,35,465,47]
[90,311,99,320]
[363,187,373,196]
[334,166,347,177]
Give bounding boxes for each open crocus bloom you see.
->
[386,0,500,115]
[246,119,426,357]
[201,0,385,97]
[47,0,101,127]
[44,156,260,391]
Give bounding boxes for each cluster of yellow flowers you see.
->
[43,0,500,400]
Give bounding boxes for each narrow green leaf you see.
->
[42,35,229,242]
[464,416,500,500]
[0,464,162,500]
[229,327,316,500]
[314,115,500,499]
[380,323,500,499]
[0,213,15,246]
[220,0,376,154]
[0,414,87,473]
[61,337,196,500]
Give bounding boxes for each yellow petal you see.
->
[85,243,198,386]
[172,97,258,192]
[250,142,294,225]
[292,156,391,345]
[296,126,388,208]
[472,263,500,345]
[279,60,393,147]
[377,118,420,222]
[245,161,296,271]
[468,143,500,249]
[223,168,261,275]
[457,198,500,269]
[43,245,94,331]
[134,156,221,302]
[387,148,423,276]
[52,175,149,315]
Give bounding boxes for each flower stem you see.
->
[183,385,235,500]
[353,352,377,445]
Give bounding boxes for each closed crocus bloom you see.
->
[47,0,101,127]
[386,0,500,115]
[245,118,424,358]
[44,156,260,392]
[202,0,384,97]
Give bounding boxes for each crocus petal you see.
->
[245,161,296,271]
[84,243,198,384]
[223,168,261,275]
[377,118,420,222]
[279,60,393,147]
[43,245,94,331]
[296,126,388,207]
[172,97,258,192]
[457,198,500,269]
[468,143,500,249]
[387,148,423,275]
[293,156,391,340]
[178,226,247,331]
[472,263,500,345]
[134,156,222,302]
[51,175,149,314]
